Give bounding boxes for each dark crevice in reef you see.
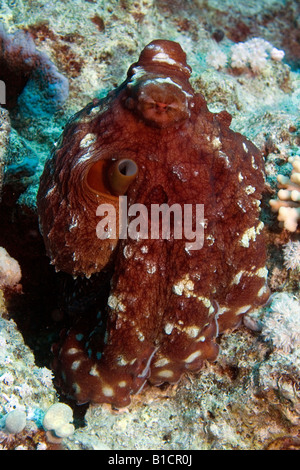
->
[0,183,60,369]
[0,184,113,424]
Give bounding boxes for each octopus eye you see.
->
[108,159,138,196]
[86,158,138,197]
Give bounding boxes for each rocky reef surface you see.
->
[0,0,299,450]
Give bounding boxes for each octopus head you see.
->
[124,39,194,128]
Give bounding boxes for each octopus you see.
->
[37,40,269,408]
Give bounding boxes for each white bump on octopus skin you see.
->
[140,245,148,254]
[79,133,97,149]
[89,365,100,377]
[116,355,129,366]
[107,295,126,312]
[236,305,252,315]
[67,347,81,355]
[257,284,268,297]
[118,381,127,388]
[245,185,256,195]
[76,149,93,165]
[239,221,264,248]
[184,350,202,363]
[164,323,174,335]
[237,200,247,213]
[46,185,56,198]
[146,262,157,274]
[200,298,212,313]
[69,216,79,231]
[154,357,170,368]
[152,52,177,66]
[89,104,108,116]
[251,155,259,170]
[243,142,249,153]
[231,270,245,285]
[231,266,267,285]
[156,369,174,378]
[128,66,147,86]
[217,306,230,316]
[172,275,194,296]
[184,326,200,338]
[136,330,145,342]
[196,335,206,343]
[218,151,230,167]
[71,360,81,371]
[143,77,193,99]
[123,245,133,259]
[238,172,244,182]
[206,234,215,246]
[252,199,261,208]
[102,386,114,397]
[212,136,222,150]
[255,266,268,279]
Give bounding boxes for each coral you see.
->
[269,156,300,232]
[206,44,228,70]
[0,23,69,113]
[4,409,27,434]
[261,293,300,353]
[0,246,21,289]
[205,38,285,73]
[42,403,74,440]
[230,38,284,73]
[0,106,10,199]
[283,240,300,270]
[0,313,57,419]
[37,40,269,408]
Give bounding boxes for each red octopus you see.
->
[37,40,269,407]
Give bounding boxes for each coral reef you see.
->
[270,156,300,232]
[0,106,10,199]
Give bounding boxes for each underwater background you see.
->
[0,0,299,450]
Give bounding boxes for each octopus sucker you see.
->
[37,40,269,407]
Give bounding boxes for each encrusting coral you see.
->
[206,37,285,73]
[283,240,300,271]
[270,156,300,232]
[0,247,21,290]
[37,39,269,408]
[261,293,300,354]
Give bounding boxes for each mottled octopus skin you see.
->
[37,40,269,407]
